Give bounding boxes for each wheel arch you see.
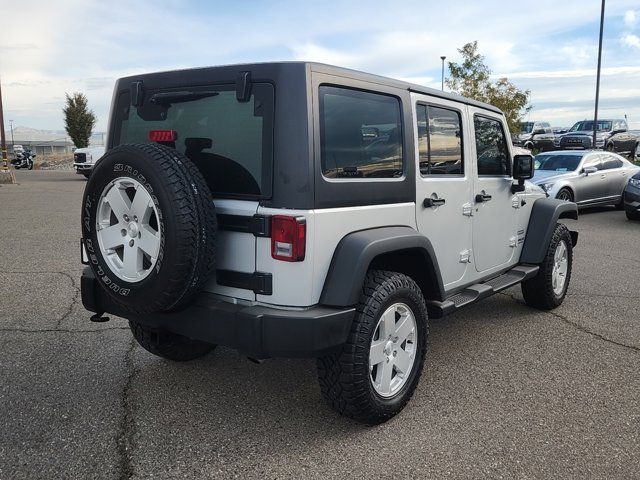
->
[319,226,445,307]
[520,198,578,264]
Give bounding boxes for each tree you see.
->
[446,41,531,135]
[63,93,96,148]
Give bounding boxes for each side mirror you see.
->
[513,154,534,180]
[512,154,534,193]
[583,166,598,175]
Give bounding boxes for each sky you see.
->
[1,0,639,132]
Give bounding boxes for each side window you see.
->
[583,155,602,171]
[474,116,510,176]
[320,86,403,179]
[601,155,623,170]
[417,104,463,176]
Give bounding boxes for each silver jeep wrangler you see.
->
[81,62,578,424]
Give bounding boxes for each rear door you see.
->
[600,154,629,198]
[111,82,275,300]
[470,111,517,273]
[412,94,472,289]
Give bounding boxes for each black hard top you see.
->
[116,61,503,115]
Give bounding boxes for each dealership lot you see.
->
[1,170,638,479]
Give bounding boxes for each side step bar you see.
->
[427,265,539,318]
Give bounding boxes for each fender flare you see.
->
[319,226,444,307]
[520,198,578,264]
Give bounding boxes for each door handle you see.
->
[423,197,446,208]
[475,193,492,203]
[601,174,606,179]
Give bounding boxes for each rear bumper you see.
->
[81,268,354,359]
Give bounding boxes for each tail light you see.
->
[271,215,306,262]
[148,130,178,142]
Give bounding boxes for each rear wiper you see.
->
[149,90,219,105]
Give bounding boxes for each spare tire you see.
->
[81,143,216,313]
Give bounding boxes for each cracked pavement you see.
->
[1,170,639,479]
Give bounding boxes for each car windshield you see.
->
[569,120,612,132]
[520,122,534,134]
[535,154,582,172]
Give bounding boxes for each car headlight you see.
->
[629,178,640,188]
[541,182,555,192]
[553,138,561,146]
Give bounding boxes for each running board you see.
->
[427,265,539,318]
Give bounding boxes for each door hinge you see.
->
[511,197,521,209]
[459,249,472,263]
[462,203,473,216]
[509,236,518,248]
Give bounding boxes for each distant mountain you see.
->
[3,126,105,146]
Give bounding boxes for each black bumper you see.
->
[81,268,354,359]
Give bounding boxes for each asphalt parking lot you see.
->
[1,170,639,479]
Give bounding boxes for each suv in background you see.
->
[556,119,627,150]
[80,62,578,424]
[73,146,105,178]
[514,121,555,152]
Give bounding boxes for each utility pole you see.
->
[593,0,605,150]
[0,76,8,169]
[0,77,16,183]
[440,56,446,91]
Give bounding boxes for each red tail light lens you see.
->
[271,216,306,262]
[148,129,178,142]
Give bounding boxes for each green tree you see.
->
[63,93,96,148]
[446,41,531,135]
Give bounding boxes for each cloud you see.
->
[2,0,640,130]
[621,33,640,49]
[624,10,637,27]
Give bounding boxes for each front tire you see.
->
[129,321,215,361]
[556,188,573,202]
[522,223,573,310]
[317,270,428,424]
[626,207,640,221]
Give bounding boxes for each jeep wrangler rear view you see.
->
[81,62,578,424]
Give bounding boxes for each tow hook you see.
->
[90,312,110,323]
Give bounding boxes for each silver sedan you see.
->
[532,150,640,207]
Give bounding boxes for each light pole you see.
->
[440,56,446,91]
[593,0,605,149]
[9,119,14,149]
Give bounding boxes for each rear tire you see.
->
[316,270,428,424]
[130,321,215,361]
[522,223,573,310]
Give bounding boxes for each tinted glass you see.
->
[320,86,403,179]
[535,154,583,171]
[474,116,510,176]
[601,155,623,170]
[114,83,274,197]
[569,120,612,132]
[418,106,463,175]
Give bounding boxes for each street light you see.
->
[440,56,446,91]
[593,0,605,149]
[9,119,14,149]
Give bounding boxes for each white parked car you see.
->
[73,146,105,178]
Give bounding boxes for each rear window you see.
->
[319,86,403,179]
[112,83,274,198]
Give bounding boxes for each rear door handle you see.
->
[475,193,492,203]
[423,197,446,208]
